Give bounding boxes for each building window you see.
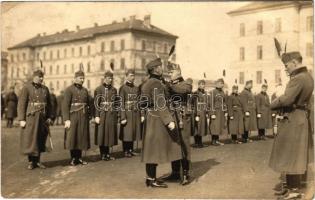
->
[257,45,263,60]
[121,39,125,50]
[43,51,46,60]
[71,48,75,57]
[87,62,91,72]
[57,50,60,59]
[87,45,91,55]
[275,70,281,84]
[36,53,39,61]
[56,81,60,90]
[257,20,263,35]
[141,58,146,69]
[22,53,26,61]
[56,65,60,74]
[11,67,14,78]
[306,16,313,32]
[239,72,244,84]
[240,23,245,37]
[100,60,105,71]
[239,47,245,61]
[120,58,125,70]
[50,50,53,60]
[110,41,115,52]
[64,48,67,58]
[17,54,19,61]
[275,18,282,33]
[79,47,82,56]
[101,42,105,52]
[17,68,20,78]
[87,79,90,89]
[64,65,67,74]
[306,43,313,57]
[110,59,115,69]
[64,80,67,89]
[142,40,146,51]
[256,71,262,84]
[49,65,53,75]
[11,54,14,62]
[49,82,53,89]
[164,43,168,53]
[153,41,156,52]
[71,64,74,73]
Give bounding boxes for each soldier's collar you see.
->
[261,91,266,95]
[245,88,251,92]
[126,81,134,87]
[290,66,307,77]
[215,87,223,91]
[198,88,205,93]
[103,83,112,88]
[232,92,238,95]
[74,83,83,88]
[149,73,162,80]
[32,82,41,88]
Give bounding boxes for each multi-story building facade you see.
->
[7,15,177,94]
[227,1,313,93]
[1,51,8,91]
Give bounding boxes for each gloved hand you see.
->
[272,113,276,117]
[224,113,228,117]
[95,117,100,124]
[211,115,216,119]
[20,120,26,128]
[195,116,200,122]
[121,119,127,125]
[257,113,262,118]
[65,120,71,129]
[167,121,175,130]
[141,116,145,123]
[230,116,234,120]
[245,112,250,117]
[46,118,53,125]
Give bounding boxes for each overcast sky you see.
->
[1,1,247,79]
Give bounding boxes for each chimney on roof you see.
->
[144,15,151,27]
[37,33,41,37]
[94,23,98,27]
[122,18,126,22]
[76,25,80,31]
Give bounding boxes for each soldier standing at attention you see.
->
[240,80,257,143]
[94,69,118,161]
[269,51,314,199]
[18,68,53,170]
[193,80,210,148]
[209,78,227,146]
[141,58,182,188]
[119,69,142,157]
[255,82,272,140]
[227,83,244,144]
[63,67,91,166]
[56,90,64,125]
[5,86,18,128]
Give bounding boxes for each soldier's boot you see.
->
[125,151,132,158]
[160,172,181,182]
[35,162,46,169]
[105,154,115,161]
[129,149,139,156]
[146,177,168,188]
[27,162,35,170]
[181,170,191,186]
[70,158,77,166]
[77,159,88,165]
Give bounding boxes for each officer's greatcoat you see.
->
[240,88,258,131]
[193,89,209,136]
[227,93,244,135]
[209,88,227,135]
[256,92,272,129]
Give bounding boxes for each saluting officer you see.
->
[193,80,210,148]
[239,80,257,143]
[161,62,192,185]
[63,67,91,166]
[94,69,118,161]
[141,58,182,188]
[18,68,53,170]
[227,84,244,144]
[269,51,314,198]
[209,78,227,146]
[119,69,142,157]
[255,82,272,140]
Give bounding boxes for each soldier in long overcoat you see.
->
[227,85,244,144]
[18,69,53,170]
[141,58,182,188]
[119,69,142,157]
[255,84,272,140]
[240,80,257,143]
[193,80,210,147]
[56,90,64,125]
[94,70,118,161]
[269,52,314,198]
[5,86,18,128]
[63,69,91,166]
[49,87,58,124]
[161,63,193,185]
[209,78,227,146]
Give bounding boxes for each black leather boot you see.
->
[160,172,180,182]
[146,178,168,188]
[181,170,191,185]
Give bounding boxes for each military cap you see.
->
[245,80,253,85]
[125,69,135,76]
[104,70,114,78]
[74,70,85,78]
[33,69,44,77]
[281,51,302,64]
[232,85,238,90]
[216,78,224,84]
[145,58,162,72]
[186,78,193,85]
[198,80,206,85]
[262,84,268,88]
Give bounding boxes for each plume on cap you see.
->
[74,63,85,77]
[203,72,206,79]
[110,62,114,72]
[169,45,175,57]
[235,79,237,84]
[274,38,282,57]
[223,69,226,77]
[264,79,267,84]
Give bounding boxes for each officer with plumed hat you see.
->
[18,63,53,170]
[140,57,182,188]
[94,64,119,161]
[63,64,91,166]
